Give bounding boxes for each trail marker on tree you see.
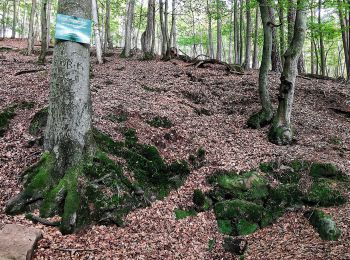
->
[55,14,92,44]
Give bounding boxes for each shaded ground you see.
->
[0,39,350,259]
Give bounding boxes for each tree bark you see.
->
[338,0,350,80]
[38,0,48,64]
[170,0,177,48]
[104,0,113,50]
[122,0,136,57]
[11,0,17,38]
[141,0,155,59]
[252,6,259,69]
[7,0,93,235]
[92,0,103,64]
[207,0,214,58]
[244,0,252,69]
[27,0,36,55]
[247,0,274,129]
[234,0,239,63]
[269,0,307,145]
[269,6,282,72]
[318,0,326,76]
[216,0,222,61]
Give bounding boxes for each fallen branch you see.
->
[15,69,45,76]
[25,213,60,227]
[54,248,99,253]
[189,59,245,75]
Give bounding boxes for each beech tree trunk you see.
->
[244,0,252,69]
[269,0,307,145]
[269,6,282,72]
[92,0,103,64]
[6,0,93,235]
[216,0,222,61]
[247,0,274,128]
[11,0,16,38]
[338,0,350,80]
[318,0,326,76]
[170,0,177,48]
[252,6,259,69]
[104,0,113,50]
[141,0,155,59]
[207,0,214,58]
[234,0,239,64]
[27,0,36,55]
[122,0,136,57]
[38,0,48,64]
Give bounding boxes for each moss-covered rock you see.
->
[217,219,233,235]
[310,163,347,181]
[305,210,341,241]
[214,199,263,223]
[302,180,346,207]
[268,184,303,207]
[237,219,258,236]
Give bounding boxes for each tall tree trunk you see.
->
[104,0,112,50]
[11,0,16,38]
[252,6,259,69]
[38,0,48,64]
[228,3,234,63]
[6,0,93,235]
[244,0,252,69]
[234,0,239,63]
[338,0,350,80]
[269,6,282,72]
[46,0,51,48]
[207,0,214,58]
[135,0,144,49]
[310,0,316,74]
[269,0,307,145]
[92,0,103,64]
[1,2,8,38]
[170,0,177,48]
[141,0,155,59]
[122,0,136,57]
[278,0,285,64]
[27,0,36,55]
[216,0,222,61]
[239,0,244,64]
[247,0,274,129]
[318,0,326,76]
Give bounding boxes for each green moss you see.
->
[0,105,16,137]
[305,210,341,241]
[107,111,128,123]
[214,199,264,223]
[236,219,258,236]
[259,162,275,173]
[260,206,284,228]
[193,189,205,208]
[310,163,347,181]
[217,219,233,235]
[175,208,197,220]
[268,184,302,207]
[40,179,66,218]
[302,180,346,207]
[147,116,173,128]
[289,160,307,172]
[247,109,273,129]
[208,238,216,251]
[93,128,124,155]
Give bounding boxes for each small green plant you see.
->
[147,116,173,128]
[174,208,197,220]
[208,238,216,251]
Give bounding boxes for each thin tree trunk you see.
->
[92,0,103,64]
[170,0,177,48]
[234,0,239,63]
[135,0,144,49]
[46,0,51,48]
[269,6,282,72]
[244,0,252,69]
[278,0,285,64]
[239,0,244,64]
[122,0,136,57]
[104,0,112,50]
[11,0,17,38]
[27,0,36,55]
[253,6,259,69]
[318,0,326,76]
[228,2,234,63]
[269,0,307,145]
[338,0,350,80]
[207,0,214,58]
[38,0,48,64]
[247,0,274,129]
[216,0,222,61]
[141,0,155,59]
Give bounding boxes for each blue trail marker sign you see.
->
[55,14,92,44]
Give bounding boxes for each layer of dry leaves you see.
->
[0,39,350,259]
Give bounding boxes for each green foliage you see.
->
[193,189,206,208]
[236,220,258,236]
[174,208,197,220]
[147,116,173,128]
[217,219,233,235]
[310,162,347,181]
[208,238,216,251]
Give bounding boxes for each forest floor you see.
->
[1,39,350,259]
